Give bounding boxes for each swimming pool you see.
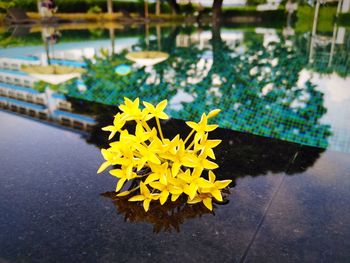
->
[1,24,349,153]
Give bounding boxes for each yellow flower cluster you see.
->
[98,97,232,212]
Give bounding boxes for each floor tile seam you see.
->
[238,146,302,263]
[237,174,286,263]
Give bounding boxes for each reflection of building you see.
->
[176,30,244,49]
[257,0,282,11]
[309,0,348,66]
[0,56,95,133]
[0,69,36,87]
[0,56,42,71]
[339,0,350,13]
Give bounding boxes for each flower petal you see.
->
[109,169,123,178]
[171,193,181,202]
[215,180,232,189]
[143,199,151,212]
[144,173,160,184]
[116,178,126,192]
[211,189,223,202]
[207,109,221,118]
[128,195,145,201]
[159,190,169,205]
[203,198,213,210]
[185,183,198,200]
[117,190,131,197]
[97,161,110,174]
[156,100,168,111]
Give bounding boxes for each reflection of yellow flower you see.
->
[102,191,214,233]
[98,97,231,212]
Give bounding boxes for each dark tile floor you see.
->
[0,110,349,263]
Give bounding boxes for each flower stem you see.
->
[155,117,164,141]
[184,129,195,145]
[186,139,195,151]
[142,120,152,132]
[137,120,152,133]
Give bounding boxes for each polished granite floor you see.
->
[1,110,349,263]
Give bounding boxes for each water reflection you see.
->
[1,23,350,153]
[65,25,332,148]
[101,188,230,233]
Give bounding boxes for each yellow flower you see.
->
[186,113,218,141]
[207,109,221,119]
[128,182,159,212]
[178,170,212,200]
[160,138,188,176]
[109,148,138,179]
[144,162,168,184]
[101,113,126,140]
[187,193,213,211]
[161,134,180,155]
[193,133,221,160]
[182,152,219,175]
[97,148,121,173]
[120,124,155,146]
[109,169,137,192]
[149,180,169,205]
[119,97,145,121]
[134,143,161,169]
[98,97,227,213]
[143,100,169,120]
[149,169,184,204]
[199,171,232,202]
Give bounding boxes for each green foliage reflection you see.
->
[58,27,334,149]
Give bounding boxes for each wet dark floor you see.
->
[1,110,350,263]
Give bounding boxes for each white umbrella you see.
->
[21,65,86,85]
[126,51,169,67]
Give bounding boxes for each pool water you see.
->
[1,24,350,152]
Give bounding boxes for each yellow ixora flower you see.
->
[128,182,159,212]
[98,97,231,212]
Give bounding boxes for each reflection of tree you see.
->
[212,0,223,22]
[53,24,330,162]
[62,26,206,108]
[133,25,207,91]
[65,48,176,106]
[169,28,331,149]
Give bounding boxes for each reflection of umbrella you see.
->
[126,51,169,66]
[21,65,86,85]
